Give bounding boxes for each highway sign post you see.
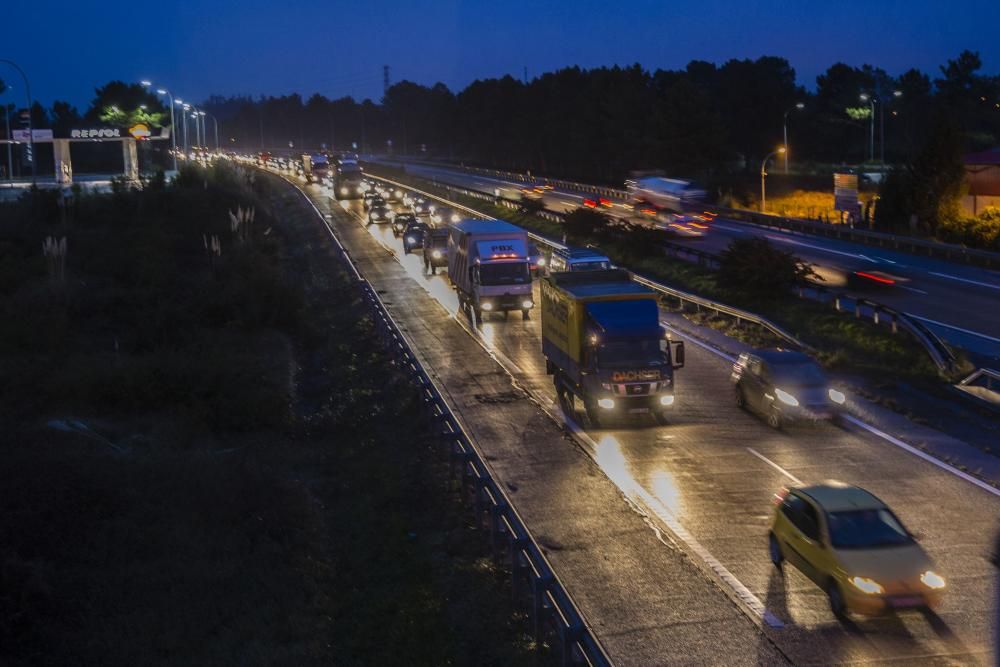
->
[834,172,861,225]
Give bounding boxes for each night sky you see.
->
[4,0,999,109]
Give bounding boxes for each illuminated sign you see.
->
[128,123,151,139]
[71,128,122,139]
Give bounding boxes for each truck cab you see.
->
[541,270,684,427]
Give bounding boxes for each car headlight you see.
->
[601,383,612,391]
[774,388,799,407]
[406,236,416,244]
[451,214,461,223]
[432,250,442,259]
[481,302,493,311]
[920,571,946,589]
[849,576,884,595]
[597,398,615,409]
[522,300,533,309]
[660,395,675,406]
[828,388,846,404]
[340,187,348,194]
[537,257,546,266]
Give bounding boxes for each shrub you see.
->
[717,237,817,298]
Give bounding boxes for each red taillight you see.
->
[584,199,597,208]
[640,208,656,216]
[855,271,895,285]
[772,487,789,506]
[599,198,612,207]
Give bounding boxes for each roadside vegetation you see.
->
[0,163,545,665]
[368,165,942,382]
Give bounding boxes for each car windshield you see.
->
[571,260,611,271]
[598,339,667,367]
[826,508,913,550]
[395,216,415,225]
[430,235,448,247]
[479,262,530,286]
[770,361,827,386]
[406,225,428,235]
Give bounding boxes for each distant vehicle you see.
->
[448,219,533,325]
[626,175,706,214]
[548,247,613,273]
[412,200,432,217]
[541,269,684,427]
[846,270,910,290]
[334,162,365,199]
[304,154,330,184]
[365,195,386,212]
[423,228,449,275]
[431,206,461,226]
[392,212,418,237]
[527,242,546,276]
[655,212,713,237]
[402,221,430,254]
[385,186,405,202]
[257,151,272,166]
[731,349,845,429]
[368,204,392,225]
[770,481,945,618]
[363,191,379,209]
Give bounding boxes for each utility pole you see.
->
[383,65,390,95]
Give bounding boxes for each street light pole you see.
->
[143,82,179,172]
[0,59,35,187]
[760,147,786,213]
[201,111,219,151]
[179,101,189,156]
[782,102,805,174]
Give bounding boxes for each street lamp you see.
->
[782,102,805,174]
[179,101,190,156]
[143,81,178,171]
[1,59,36,187]
[760,146,786,213]
[859,93,875,163]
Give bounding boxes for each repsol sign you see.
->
[70,128,122,139]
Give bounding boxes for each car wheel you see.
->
[653,411,669,426]
[735,385,747,409]
[584,401,602,429]
[767,409,782,430]
[522,309,530,320]
[403,247,409,255]
[768,533,783,568]
[827,580,847,619]
[430,266,436,276]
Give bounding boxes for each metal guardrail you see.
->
[280,171,612,667]
[379,156,1000,270]
[369,168,958,372]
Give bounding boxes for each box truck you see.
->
[447,220,534,325]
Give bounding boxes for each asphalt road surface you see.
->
[276,165,999,665]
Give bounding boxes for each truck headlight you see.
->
[920,571,945,589]
[537,257,546,266]
[828,388,846,404]
[774,388,799,407]
[597,398,615,410]
[340,187,348,194]
[660,395,674,406]
[481,302,493,311]
[522,300,533,309]
[432,250,442,259]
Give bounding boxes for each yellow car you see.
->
[769,481,945,618]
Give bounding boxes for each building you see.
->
[963,148,1000,216]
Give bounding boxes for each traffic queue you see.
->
[257,158,949,622]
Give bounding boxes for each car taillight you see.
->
[772,487,789,506]
[584,199,597,208]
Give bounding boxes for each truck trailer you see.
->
[541,269,684,427]
[447,220,534,325]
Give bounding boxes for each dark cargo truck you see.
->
[541,269,684,427]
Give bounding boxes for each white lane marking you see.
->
[842,415,1000,498]
[746,447,803,485]
[560,417,784,628]
[663,321,1000,498]
[928,271,1000,291]
[765,234,878,263]
[898,285,929,295]
[714,223,749,235]
[905,314,1000,344]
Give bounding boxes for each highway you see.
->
[275,165,1000,665]
[378,160,1000,363]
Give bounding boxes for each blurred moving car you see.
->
[413,200,432,218]
[392,212,418,238]
[431,206,461,226]
[527,242,547,276]
[548,247,613,272]
[402,220,430,254]
[770,481,945,618]
[423,228,449,275]
[732,349,845,428]
[368,204,392,225]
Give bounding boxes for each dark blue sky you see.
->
[4,0,998,109]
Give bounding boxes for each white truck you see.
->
[626,175,706,214]
[448,220,534,326]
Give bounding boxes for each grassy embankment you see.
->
[0,164,545,665]
[369,164,944,383]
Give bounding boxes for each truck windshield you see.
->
[598,339,667,367]
[479,262,530,285]
[571,260,611,271]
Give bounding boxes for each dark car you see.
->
[368,204,392,225]
[430,206,460,226]
[392,212,418,238]
[731,349,845,429]
[423,228,449,274]
[402,221,430,254]
[363,192,383,210]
